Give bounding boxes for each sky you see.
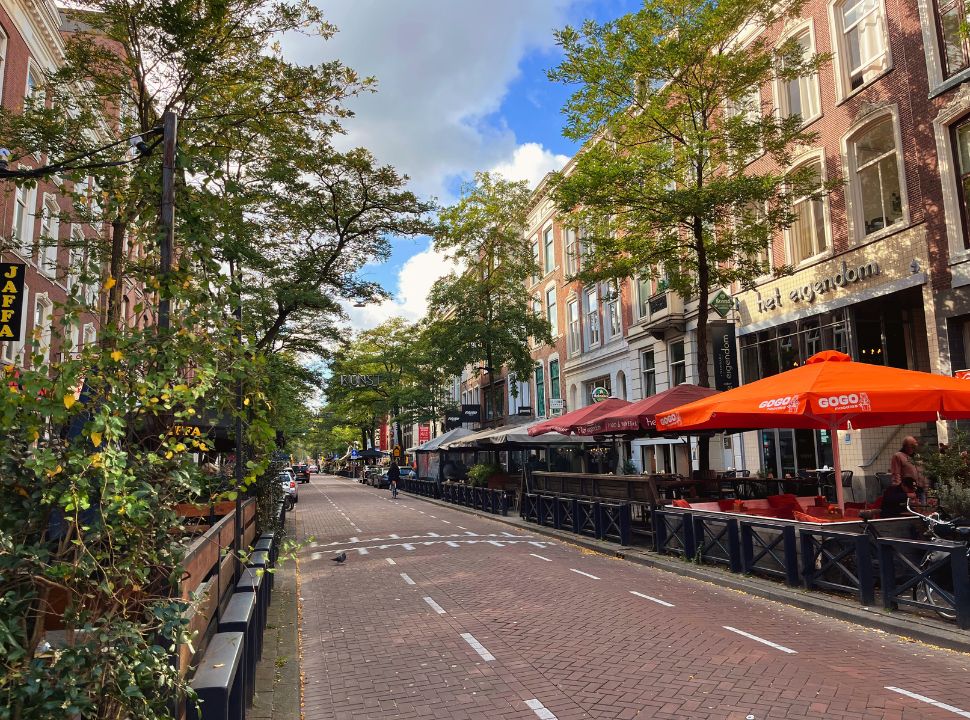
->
[282,0,642,334]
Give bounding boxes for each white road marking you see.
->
[429,515,437,519]
[400,573,415,585]
[349,537,359,543]
[386,558,396,565]
[442,520,452,524]
[630,591,674,607]
[464,531,478,536]
[487,540,505,547]
[723,626,797,654]
[460,633,495,662]
[402,543,415,551]
[525,699,558,720]
[458,526,467,530]
[529,553,552,562]
[446,541,460,548]
[569,569,600,580]
[356,547,369,555]
[423,596,446,614]
[886,687,970,718]
[501,531,517,537]
[529,541,550,547]
[389,534,400,539]
[427,532,440,537]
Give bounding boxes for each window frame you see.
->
[584,286,600,348]
[545,284,558,337]
[841,109,908,244]
[828,0,892,99]
[32,293,53,367]
[567,297,581,356]
[641,349,657,399]
[0,26,7,107]
[669,339,687,386]
[38,194,60,278]
[542,225,555,275]
[564,228,580,275]
[534,362,546,417]
[774,24,822,126]
[784,154,831,265]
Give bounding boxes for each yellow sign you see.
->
[0,264,26,341]
[393,443,402,458]
[170,424,204,438]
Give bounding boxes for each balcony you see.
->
[642,290,685,339]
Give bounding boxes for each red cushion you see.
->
[766,494,804,512]
[671,499,691,508]
[793,510,839,523]
[717,500,738,511]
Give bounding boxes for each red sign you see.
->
[378,422,389,451]
[418,425,431,443]
[956,370,970,380]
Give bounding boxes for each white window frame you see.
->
[604,282,622,339]
[636,276,652,320]
[567,297,581,356]
[12,184,36,260]
[38,194,60,278]
[584,286,600,348]
[542,224,555,275]
[564,228,580,275]
[530,236,540,285]
[641,349,657,399]
[544,284,558,337]
[0,26,7,107]
[32,293,53,366]
[828,0,892,100]
[67,225,84,295]
[917,0,970,91]
[933,98,970,270]
[724,84,763,166]
[774,23,822,126]
[82,322,97,349]
[668,339,687,386]
[784,152,831,265]
[841,108,909,244]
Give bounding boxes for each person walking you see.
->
[890,436,927,504]
[388,461,400,499]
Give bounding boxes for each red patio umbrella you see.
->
[575,384,719,435]
[655,350,970,508]
[528,397,631,436]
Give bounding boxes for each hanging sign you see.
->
[393,443,402,458]
[709,290,733,319]
[418,425,431,443]
[712,323,739,391]
[0,263,26,341]
[591,387,610,403]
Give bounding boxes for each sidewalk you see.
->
[402,490,970,655]
[249,518,301,720]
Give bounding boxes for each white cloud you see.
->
[490,142,569,186]
[341,241,457,330]
[284,0,575,200]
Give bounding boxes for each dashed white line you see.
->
[389,534,400,539]
[460,633,495,662]
[446,541,460,548]
[464,531,478,536]
[886,687,970,717]
[525,699,558,720]
[402,543,415,551]
[501,531,517,537]
[349,536,359,543]
[723,626,797,654]
[386,558,396,565]
[423,596,446,615]
[569,569,600,580]
[356,547,369,555]
[529,553,552,562]
[442,520,452,524]
[487,540,505,547]
[630,591,674,607]
[400,573,415,585]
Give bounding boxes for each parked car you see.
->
[404,468,418,481]
[293,464,311,483]
[308,465,319,473]
[279,471,298,507]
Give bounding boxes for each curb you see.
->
[401,490,970,655]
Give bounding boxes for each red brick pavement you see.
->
[293,475,970,719]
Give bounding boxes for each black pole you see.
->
[233,261,243,579]
[158,111,177,330]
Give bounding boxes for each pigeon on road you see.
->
[332,552,347,564]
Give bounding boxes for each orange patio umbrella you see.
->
[528,397,631,436]
[575,384,719,436]
[655,350,970,508]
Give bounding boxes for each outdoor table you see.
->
[654,477,702,500]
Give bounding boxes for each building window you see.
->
[564,228,580,275]
[543,226,555,274]
[836,0,889,91]
[788,160,828,263]
[585,286,600,347]
[549,359,561,404]
[567,299,580,355]
[954,119,970,247]
[636,276,652,319]
[778,30,821,123]
[82,322,97,349]
[849,116,903,237]
[545,286,558,336]
[25,65,39,101]
[67,227,84,295]
[725,85,762,164]
[641,350,656,398]
[937,0,970,77]
[0,27,7,106]
[33,295,52,366]
[531,238,539,284]
[38,195,59,277]
[669,340,687,386]
[535,363,546,417]
[12,184,35,258]
[605,283,622,338]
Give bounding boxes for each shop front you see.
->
[734,228,939,487]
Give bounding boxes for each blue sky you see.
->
[285,1,642,332]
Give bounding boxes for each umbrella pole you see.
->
[832,430,845,511]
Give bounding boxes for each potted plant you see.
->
[466,463,502,488]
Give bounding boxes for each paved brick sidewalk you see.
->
[294,475,970,719]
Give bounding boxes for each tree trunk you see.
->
[102,217,126,349]
[695,227,711,477]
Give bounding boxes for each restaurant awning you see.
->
[442,418,594,449]
[414,426,475,452]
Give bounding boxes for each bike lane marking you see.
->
[886,687,970,717]
[460,632,495,662]
[630,590,674,607]
[525,699,558,720]
[723,626,797,654]
[569,569,600,580]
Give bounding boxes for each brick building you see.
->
[0,1,148,370]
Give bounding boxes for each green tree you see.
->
[424,172,552,411]
[549,0,828,468]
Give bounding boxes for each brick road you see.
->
[292,475,970,719]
